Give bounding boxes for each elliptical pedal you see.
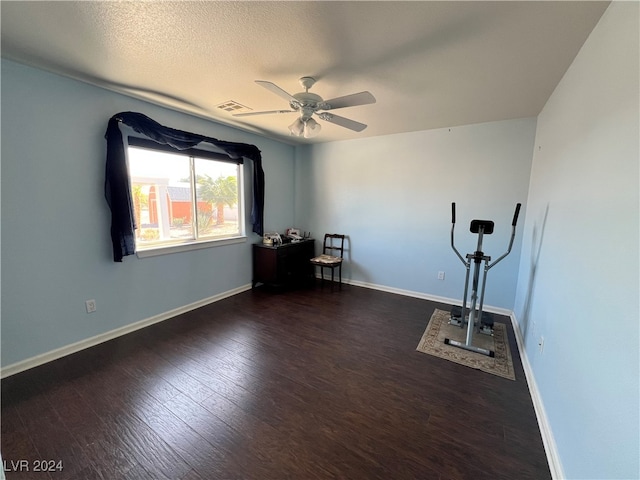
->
[479,311,494,336]
[449,305,464,327]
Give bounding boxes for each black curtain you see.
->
[104,111,264,262]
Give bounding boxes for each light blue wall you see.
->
[1,59,296,367]
[294,118,536,310]
[513,3,639,479]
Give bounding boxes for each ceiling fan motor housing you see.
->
[291,92,325,119]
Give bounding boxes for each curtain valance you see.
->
[104,111,264,262]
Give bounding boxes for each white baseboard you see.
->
[346,277,460,304]
[343,277,513,317]
[510,312,565,480]
[1,284,252,379]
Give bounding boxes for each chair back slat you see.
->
[322,233,345,258]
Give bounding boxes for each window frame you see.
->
[125,136,247,258]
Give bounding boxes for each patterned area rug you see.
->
[416,309,515,380]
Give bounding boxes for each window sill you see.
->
[135,235,247,258]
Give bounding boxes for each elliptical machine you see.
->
[445,202,521,357]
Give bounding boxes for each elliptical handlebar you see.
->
[449,202,521,269]
[450,203,467,265]
[512,203,522,226]
[488,203,522,270]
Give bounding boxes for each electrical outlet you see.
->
[85,299,97,314]
[437,271,445,280]
[538,336,544,354]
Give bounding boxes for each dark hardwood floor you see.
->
[1,284,550,479]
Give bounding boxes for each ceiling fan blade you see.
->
[233,109,295,117]
[318,113,367,132]
[322,91,376,110]
[255,80,298,103]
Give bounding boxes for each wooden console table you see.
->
[252,239,315,288]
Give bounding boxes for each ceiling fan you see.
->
[233,77,376,138]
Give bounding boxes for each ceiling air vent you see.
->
[216,100,251,114]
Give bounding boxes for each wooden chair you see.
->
[310,234,345,288]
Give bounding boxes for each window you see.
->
[126,138,244,254]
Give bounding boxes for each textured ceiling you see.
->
[1,1,609,144]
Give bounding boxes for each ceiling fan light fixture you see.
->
[303,117,321,138]
[288,117,304,136]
